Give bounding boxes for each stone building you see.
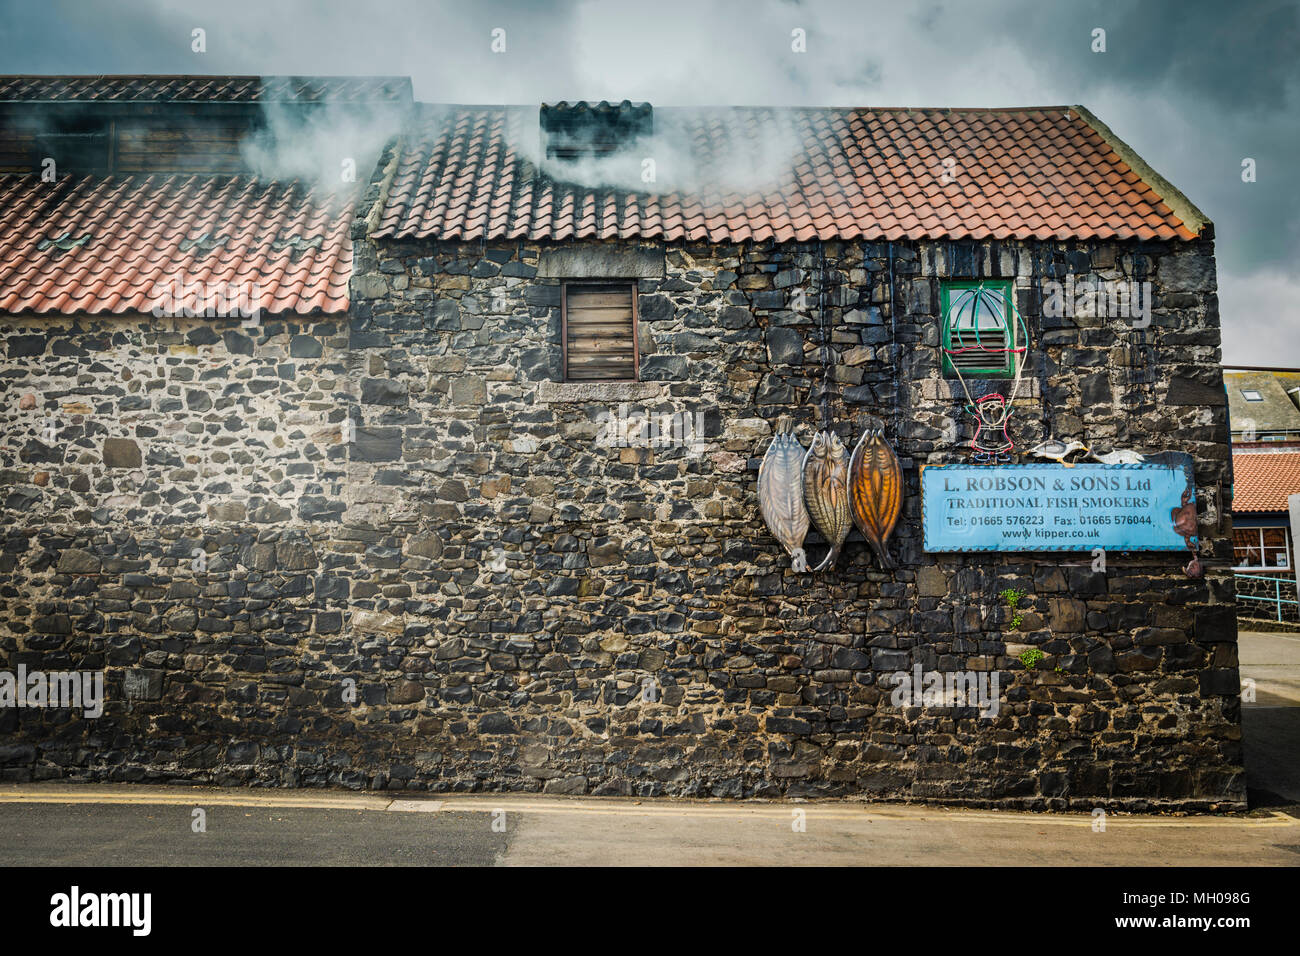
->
[1223,368,1300,624]
[0,80,1243,809]
[1225,369,1300,443]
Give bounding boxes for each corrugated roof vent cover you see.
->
[539,100,652,160]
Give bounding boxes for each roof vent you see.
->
[179,232,229,253]
[272,234,324,260]
[36,231,92,253]
[539,100,652,161]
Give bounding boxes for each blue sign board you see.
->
[922,461,1195,552]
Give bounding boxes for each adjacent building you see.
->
[1225,368,1300,624]
[1225,369,1300,444]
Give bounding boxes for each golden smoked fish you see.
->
[802,430,851,572]
[849,427,903,569]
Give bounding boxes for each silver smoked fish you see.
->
[757,420,811,571]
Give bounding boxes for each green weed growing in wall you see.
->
[999,588,1027,630]
[1018,648,1045,670]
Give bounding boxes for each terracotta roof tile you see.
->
[1232,451,1300,513]
[0,174,354,316]
[374,105,1203,243]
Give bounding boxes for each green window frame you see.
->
[941,279,1017,379]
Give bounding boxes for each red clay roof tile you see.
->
[374,105,1202,243]
[1232,451,1300,513]
[0,174,354,316]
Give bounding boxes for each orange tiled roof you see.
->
[374,105,1204,243]
[0,174,354,315]
[1232,451,1300,513]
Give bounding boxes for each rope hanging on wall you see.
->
[1033,244,1052,440]
[887,243,899,437]
[816,240,832,429]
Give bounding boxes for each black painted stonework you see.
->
[0,233,1244,810]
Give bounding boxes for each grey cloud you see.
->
[1,0,1294,362]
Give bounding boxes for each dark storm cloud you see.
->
[939,0,1298,365]
[0,0,1294,363]
[1046,0,1298,114]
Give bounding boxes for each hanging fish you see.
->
[757,420,811,571]
[849,427,904,569]
[802,430,851,572]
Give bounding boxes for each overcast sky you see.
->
[2,0,1295,366]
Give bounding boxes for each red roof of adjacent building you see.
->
[374,104,1208,243]
[0,74,412,104]
[1232,451,1300,513]
[0,174,353,315]
[0,87,1210,318]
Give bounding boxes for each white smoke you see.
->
[71,0,1291,363]
[240,98,409,191]
[516,106,808,197]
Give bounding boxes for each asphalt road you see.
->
[1240,630,1300,806]
[0,785,1294,867]
[0,802,504,866]
[0,630,1289,867]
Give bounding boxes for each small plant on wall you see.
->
[999,587,1027,629]
[1017,647,1045,670]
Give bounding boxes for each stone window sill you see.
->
[536,380,668,403]
[923,378,1042,400]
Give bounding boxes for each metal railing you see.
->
[1235,572,1300,623]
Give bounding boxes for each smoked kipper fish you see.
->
[848,427,904,569]
[802,430,851,572]
[757,420,811,571]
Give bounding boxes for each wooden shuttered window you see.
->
[562,282,638,381]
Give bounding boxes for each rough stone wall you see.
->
[0,231,1244,809]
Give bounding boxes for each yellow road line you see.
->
[434,797,1296,827]
[0,787,1291,828]
[0,789,390,811]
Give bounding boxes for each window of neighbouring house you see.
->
[941,280,1019,378]
[1233,526,1292,570]
[1241,389,1264,402]
[562,282,638,381]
